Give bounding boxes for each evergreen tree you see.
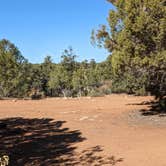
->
[0,39,28,97]
[92,0,166,99]
[41,56,54,95]
[48,64,71,97]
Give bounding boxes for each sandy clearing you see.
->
[0,94,166,165]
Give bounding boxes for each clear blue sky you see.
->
[0,0,114,63]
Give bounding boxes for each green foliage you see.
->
[28,64,44,92]
[61,47,77,74]
[72,59,104,96]
[93,0,166,99]
[72,65,88,96]
[40,56,54,95]
[1,0,166,103]
[88,89,105,97]
[49,64,71,97]
[0,39,28,97]
[0,40,113,98]
[48,48,77,97]
[30,89,45,100]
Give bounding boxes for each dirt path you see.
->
[0,94,166,165]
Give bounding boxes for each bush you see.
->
[88,89,105,97]
[29,89,45,100]
[98,80,112,95]
[134,87,147,96]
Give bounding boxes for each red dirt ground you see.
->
[0,94,166,165]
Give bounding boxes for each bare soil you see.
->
[0,94,166,165]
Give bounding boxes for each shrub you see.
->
[88,89,105,97]
[29,89,45,100]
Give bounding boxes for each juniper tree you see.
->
[0,39,28,97]
[92,0,166,99]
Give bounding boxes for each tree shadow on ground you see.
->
[128,98,166,116]
[0,117,123,166]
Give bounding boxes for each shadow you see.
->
[127,98,166,116]
[75,146,123,166]
[0,117,123,166]
[126,100,155,106]
[0,118,84,166]
[140,99,166,116]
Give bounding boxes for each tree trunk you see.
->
[62,89,67,99]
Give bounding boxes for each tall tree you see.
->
[0,39,28,97]
[41,56,54,95]
[92,0,166,98]
[48,64,71,97]
[61,47,77,77]
[48,47,77,97]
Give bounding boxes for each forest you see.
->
[0,0,165,109]
[1,1,166,165]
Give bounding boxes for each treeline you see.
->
[0,40,112,98]
[0,0,166,110]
